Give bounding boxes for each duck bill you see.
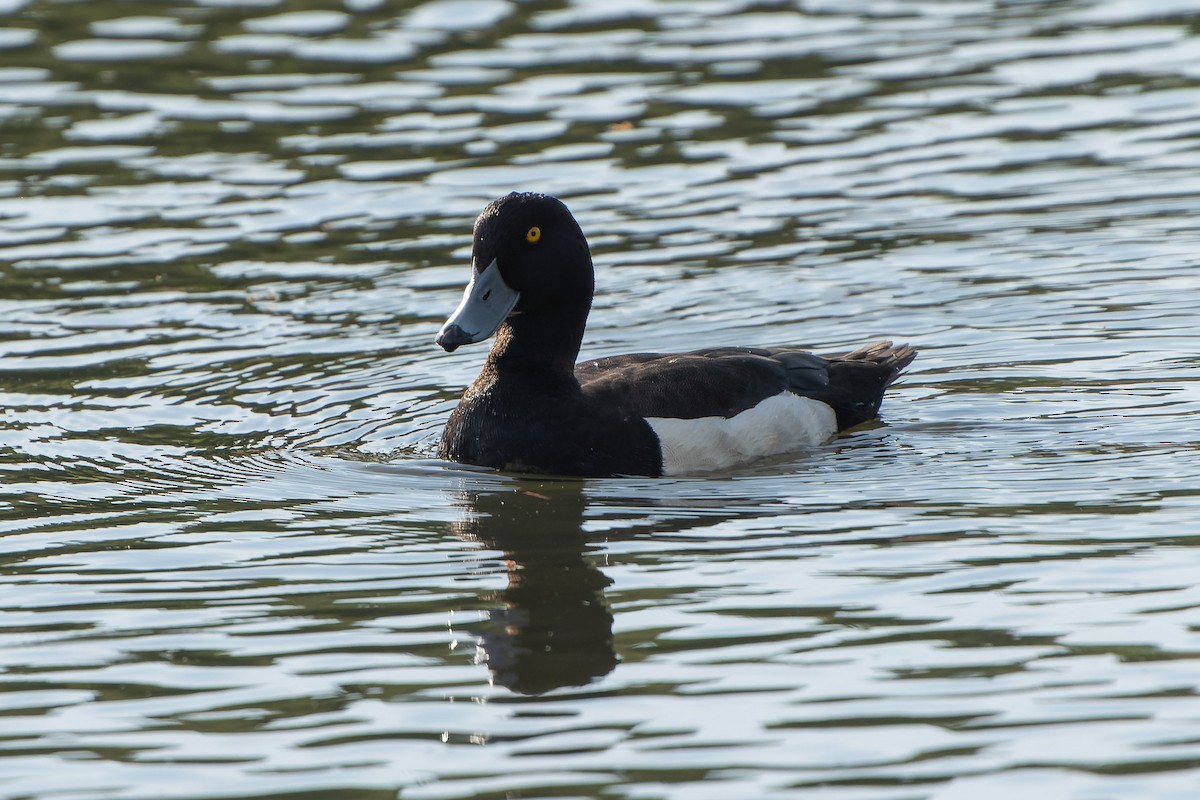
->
[436,258,520,352]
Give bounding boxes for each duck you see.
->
[436,192,915,477]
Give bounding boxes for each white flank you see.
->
[647,393,838,476]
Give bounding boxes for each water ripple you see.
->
[2,0,1200,798]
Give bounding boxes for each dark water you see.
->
[3,0,1200,797]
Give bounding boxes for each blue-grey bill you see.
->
[436,258,520,352]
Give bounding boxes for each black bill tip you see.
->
[436,323,469,353]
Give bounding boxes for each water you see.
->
[3,0,1200,797]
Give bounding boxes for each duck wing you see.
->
[575,341,915,429]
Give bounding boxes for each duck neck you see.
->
[487,300,590,378]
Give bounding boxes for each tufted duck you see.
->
[436,192,915,477]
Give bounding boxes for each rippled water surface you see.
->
[3,0,1200,797]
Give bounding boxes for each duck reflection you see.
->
[450,480,617,695]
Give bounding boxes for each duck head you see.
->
[437,192,594,352]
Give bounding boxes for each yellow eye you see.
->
[526,226,541,243]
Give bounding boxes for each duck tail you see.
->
[834,340,918,386]
[820,341,917,430]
